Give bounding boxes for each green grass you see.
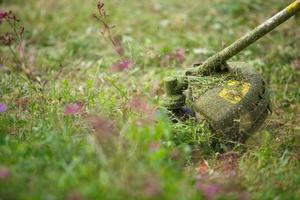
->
[1,0,300,199]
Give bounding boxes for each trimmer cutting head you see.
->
[188,62,270,141]
[163,62,271,142]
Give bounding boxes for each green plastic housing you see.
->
[185,62,270,141]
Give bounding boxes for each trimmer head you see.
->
[187,62,270,141]
[163,62,271,142]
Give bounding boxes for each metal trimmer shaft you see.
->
[186,0,300,75]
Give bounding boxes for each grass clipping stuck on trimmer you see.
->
[163,1,300,143]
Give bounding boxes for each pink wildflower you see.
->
[111,59,133,72]
[175,48,186,63]
[64,102,84,116]
[0,167,10,180]
[162,48,186,67]
[0,11,7,24]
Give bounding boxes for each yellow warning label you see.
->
[219,80,251,104]
[287,0,300,14]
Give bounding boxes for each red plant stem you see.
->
[96,1,120,55]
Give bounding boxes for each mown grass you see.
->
[1,0,300,199]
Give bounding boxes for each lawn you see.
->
[0,0,300,199]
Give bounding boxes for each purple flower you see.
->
[64,102,84,116]
[162,48,186,66]
[0,11,7,24]
[175,48,186,63]
[0,103,7,113]
[111,59,133,72]
[0,167,10,180]
[182,106,195,117]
